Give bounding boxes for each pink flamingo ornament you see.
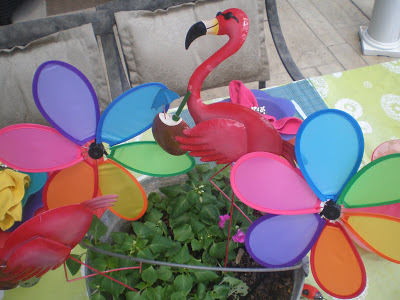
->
[175,9,296,165]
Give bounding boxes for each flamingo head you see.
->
[185,8,249,49]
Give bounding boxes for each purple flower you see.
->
[219,214,230,229]
[232,229,245,243]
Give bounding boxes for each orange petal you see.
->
[311,222,366,299]
[98,160,147,220]
[44,161,97,209]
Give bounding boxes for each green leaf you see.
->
[173,224,194,242]
[101,274,126,299]
[213,285,230,299]
[187,170,200,182]
[187,190,200,205]
[171,196,192,218]
[173,274,193,295]
[159,184,185,198]
[65,254,82,276]
[136,238,149,250]
[170,291,187,300]
[193,270,219,283]
[199,205,220,222]
[90,293,107,300]
[141,266,158,285]
[132,222,154,239]
[148,192,162,203]
[145,209,163,223]
[191,239,202,251]
[209,225,225,238]
[209,242,235,260]
[201,248,217,265]
[163,285,176,299]
[172,244,190,264]
[144,221,163,236]
[156,266,173,281]
[146,286,163,300]
[135,282,147,290]
[149,235,175,255]
[165,241,182,257]
[91,257,108,272]
[110,232,129,244]
[126,291,146,300]
[170,214,191,228]
[189,218,205,234]
[195,164,212,173]
[196,283,206,299]
[201,193,218,205]
[88,215,108,242]
[137,247,154,260]
[221,275,249,297]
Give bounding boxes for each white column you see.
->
[359,0,400,57]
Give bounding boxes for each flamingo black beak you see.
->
[185,18,219,49]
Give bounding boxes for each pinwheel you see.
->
[230,109,400,299]
[0,60,195,220]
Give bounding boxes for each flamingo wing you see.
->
[175,118,248,164]
[0,196,116,285]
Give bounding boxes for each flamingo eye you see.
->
[216,11,239,23]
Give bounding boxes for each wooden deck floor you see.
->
[10,0,397,99]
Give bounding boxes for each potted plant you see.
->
[67,164,307,299]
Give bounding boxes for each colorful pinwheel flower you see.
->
[230,109,400,299]
[0,61,194,220]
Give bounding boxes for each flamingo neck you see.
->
[187,34,244,122]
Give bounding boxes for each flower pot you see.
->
[85,174,309,299]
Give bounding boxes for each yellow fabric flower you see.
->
[0,169,30,231]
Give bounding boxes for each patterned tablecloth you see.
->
[2,60,399,300]
[306,59,400,300]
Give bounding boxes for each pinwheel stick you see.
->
[172,91,191,121]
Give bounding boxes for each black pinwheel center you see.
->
[88,142,106,159]
[320,200,341,220]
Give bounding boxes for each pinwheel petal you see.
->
[338,154,400,208]
[0,124,82,172]
[311,222,366,299]
[231,152,320,214]
[341,212,400,263]
[32,61,99,145]
[245,214,325,267]
[295,109,363,202]
[43,160,97,209]
[372,139,400,160]
[96,83,177,146]
[108,141,195,177]
[98,160,147,220]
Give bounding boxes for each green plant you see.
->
[68,164,258,300]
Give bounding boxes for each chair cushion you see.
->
[0,24,110,128]
[115,0,269,96]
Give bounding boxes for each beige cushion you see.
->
[0,24,110,128]
[115,0,269,96]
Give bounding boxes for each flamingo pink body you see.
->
[176,9,295,165]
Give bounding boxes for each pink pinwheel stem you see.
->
[64,255,137,292]
[209,164,253,224]
[225,193,235,270]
